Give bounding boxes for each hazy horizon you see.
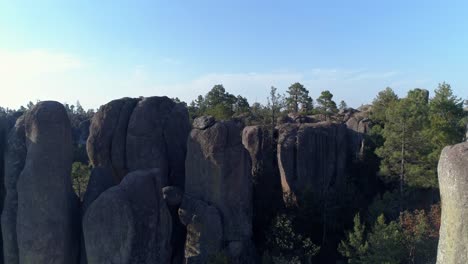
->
[1,1,467,110]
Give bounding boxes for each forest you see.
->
[1,82,467,264]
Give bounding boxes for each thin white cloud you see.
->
[0,49,84,76]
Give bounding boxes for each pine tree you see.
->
[316,90,338,119]
[338,213,369,264]
[285,82,313,114]
[375,89,434,191]
[266,86,284,125]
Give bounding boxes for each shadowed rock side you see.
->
[83,169,172,264]
[1,102,79,264]
[242,126,283,251]
[277,122,348,202]
[80,167,115,264]
[86,96,190,264]
[436,142,468,264]
[181,117,254,263]
[0,117,8,263]
[1,117,26,264]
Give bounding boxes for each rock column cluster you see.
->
[2,101,79,264]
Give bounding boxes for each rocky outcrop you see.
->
[1,102,79,264]
[80,167,115,264]
[0,117,6,261]
[344,110,371,160]
[87,96,190,186]
[181,117,254,263]
[83,169,172,264]
[436,142,468,264]
[2,117,26,264]
[86,96,190,264]
[242,126,283,249]
[277,122,348,202]
[179,196,223,264]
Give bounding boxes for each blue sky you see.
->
[1,0,467,110]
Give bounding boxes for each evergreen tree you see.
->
[316,90,338,119]
[427,82,466,164]
[338,213,369,264]
[370,87,399,125]
[339,100,348,110]
[285,82,313,114]
[363,215,405,264]
[267,86,284,125]
[375,89,435,191]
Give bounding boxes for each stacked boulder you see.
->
[179,116,254,263]
[83,96,190,264]
[83,169,172,263]
[1,101,79,264]
[436,142,468,263]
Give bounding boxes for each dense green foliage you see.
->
[71,161,91,200]
[1,81,466,263]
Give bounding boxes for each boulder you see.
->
[13,101,79,264]
[83,169,172,264]
[183,117,253,262]
[87,96,190,187]
[87,98,139,182]
[436,142,468,263]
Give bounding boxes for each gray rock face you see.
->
[87,98,139,182]
[178,196,223,264]
[345,111,370,161]
[83,169,172,264]
[0,117,7,262]
[86,96,190,264]
[80,167,116,264]
[81,167,116,216]
[192,116,215,130]
[242,126,283,247]
[2,117,26,264]
[2,102,79,264]
[183,118,253,262]
[87,96,190,187]
[436,142,468,264]
[277,122,348,202]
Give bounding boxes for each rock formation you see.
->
[80,166,115,264]
[83,169,172,264]
[436,142,468,263]
[181,117,254,263]
[86,96,190,263]
[242,126,283,249]
[87,96,190,186]
[277,122,348,202]
[2,101,79,264]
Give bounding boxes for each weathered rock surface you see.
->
[81,167,116,215]
[242,126,283,249]
[80,166,116,264]
[2,102,79,264]
[83,169,172,264]
[2,117,26,264]
[182,117,253,262]
[178,196,223,264]
[87,96,190,187]
[436,142,468,264]
[277,122,348,201]
[86,96,190,264]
